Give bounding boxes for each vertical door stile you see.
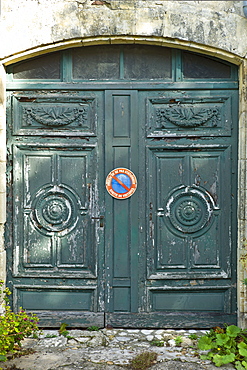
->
[104,90,114,314]
[104,90,139,324]
[129,90,139,313]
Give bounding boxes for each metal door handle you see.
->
[157,208,165,217]
[91,216,104,227]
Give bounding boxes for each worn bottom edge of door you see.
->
[28,311,237,329]
[30,311,105,327]
[105,312,237,329]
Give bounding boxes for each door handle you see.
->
[157,208,165,217]
[91,216,104,227]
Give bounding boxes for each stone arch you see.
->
[2,36,243,66]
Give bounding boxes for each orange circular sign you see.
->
[105,168,137,199]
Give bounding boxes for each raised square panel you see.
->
[113,287,131,312]
[15,287,96,311]
[149,288,229,312]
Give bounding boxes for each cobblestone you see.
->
[2,328,235,370]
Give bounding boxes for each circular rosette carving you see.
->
[31,185,80,235]
[165,186,217,235]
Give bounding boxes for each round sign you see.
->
[105,168,137,199]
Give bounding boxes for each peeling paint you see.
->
[4,34,240,327]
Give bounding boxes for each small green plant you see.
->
[150,339,164,347]
[174,335,183,346]
[188,333,199,340]
[58,323,74,339]
[87,326,100,331]
[60,330,69,337]
[45,334,57,338]
[129,351,158,370]
[58,322,67,335]
[198,325,247,369]
[32,332,40,339]
[0,281,39,363]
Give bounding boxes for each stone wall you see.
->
[0,64,6,304]
[1,0,247,325]
[1,1,246,63]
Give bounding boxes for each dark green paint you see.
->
[6,46,238,328]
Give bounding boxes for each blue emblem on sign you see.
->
[111,173,132,194]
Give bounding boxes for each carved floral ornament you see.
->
[155,105,220,128]
[23,106,88,127]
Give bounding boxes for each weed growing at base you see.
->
[129,351,158,370]
[174,335,183,346]
[87,326,100,331]
[0,281,39,364]
[198,325,247,369]
[188,333,199,340]
[150,339,164,347]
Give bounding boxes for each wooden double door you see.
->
[7,87,237,327]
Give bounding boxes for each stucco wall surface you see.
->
[0,0,246,62]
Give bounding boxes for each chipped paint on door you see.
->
[6,46,238,328]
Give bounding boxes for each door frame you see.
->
[2,38,244,327]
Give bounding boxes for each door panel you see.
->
[17,288,96,311]
[147,147,231,278]
[146,92,232,137]
[12,93,97,136]
[13,145,97,277]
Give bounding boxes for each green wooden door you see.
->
[139,90,238,327]
[6,46,238,328]
[7,90,106,326]
[106,89,238,328]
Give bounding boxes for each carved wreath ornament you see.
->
[156,106,220,128]
[23,106,88,127]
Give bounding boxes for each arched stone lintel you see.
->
[1,36,243,66]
